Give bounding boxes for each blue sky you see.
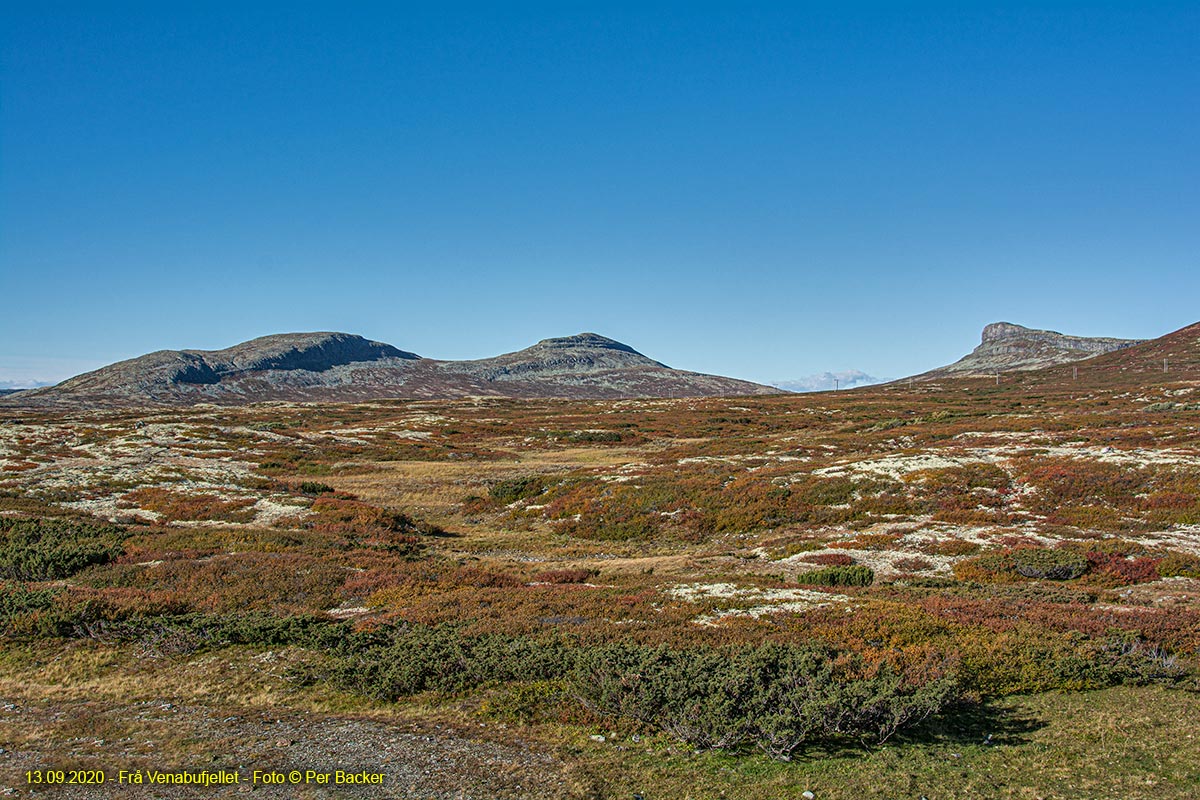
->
[2,2,1197,386]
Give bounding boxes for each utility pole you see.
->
[1164,358,1169,373]
[995,373,1000,386]
[1073,366,1078,380]
[834,378,839,391]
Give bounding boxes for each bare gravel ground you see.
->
[1,698,583,799]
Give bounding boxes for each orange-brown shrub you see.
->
[933,508,1007,525]
[82,586,191,619]
[893,556,934,572]
[830,532,902,550]
[309,496,408,534]
[451,567,525,588]
[916,538,980,556]
[1023,460,1146,509]
[133,553,347,614]
[799,553,855,566]
[124,488,256,523]
[1081,552,1161,585]
[533,569,595,584]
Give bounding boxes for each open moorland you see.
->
[2,328,1200,798]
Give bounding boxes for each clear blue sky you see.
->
[2,2,1197,386]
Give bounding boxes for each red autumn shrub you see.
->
[533,568,595,584]
[1084,552,1162,584]
[893,556,935,572]
[453,567,524,588]
[800,553,855,566]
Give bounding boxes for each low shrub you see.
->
[326,626,958,759]
[453,567,524,588]
[960,627,1186,696]
[1013,549,1088,580]
[306,497,442,556]
[567,431,623,443]
[123,488,257,523]
[796,565,874,587]
[575,642,958,758]
[916,538,981,556]
[764,538,822,560]
[893,556,935,572]
[533,569,596,584]
[1083,552,1161,585]
[954,548,1087,582]
[479,679,577,724]
[0,519,127,580]
[328,626,574,698]
[0,581,90,638]
[0,581,66,629]
[799,553,855,566]
[830,532,902,551]
[489,476,547,504]
[1157,551,1200,579]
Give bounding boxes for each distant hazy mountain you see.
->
[772,370,881,393]
[5,332,777,407]
[0,380,51,390]
[917,322,1142,379]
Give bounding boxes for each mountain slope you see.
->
[918,322,1142,379]
[7,332,775,406]
[1019,320,1200,387]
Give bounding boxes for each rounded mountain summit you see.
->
[11,332,775,406]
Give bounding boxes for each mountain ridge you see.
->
[6,331,774,406]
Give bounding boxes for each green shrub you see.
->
[567,431,623,443]
[574,642,958,758]
[1157,551,1200,579]
[955,547,1088,582]
[961,628,1186,696]
[1013,549,1088,580]
[322,627,956,758]
[796,565,874,587]
[489,476,547,504]
[0,519,127,580]
[0,581,63,621]
[0,581,89,638]
[798,478,857,506]
[328,626,574,699]
[480,680,573,724]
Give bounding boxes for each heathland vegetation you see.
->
[2,333,1199,797]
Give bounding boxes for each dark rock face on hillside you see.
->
[920,322,1143,379]
[7,332,775,407]
[30,333,421,403]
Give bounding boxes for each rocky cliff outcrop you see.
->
[920,322,1142,378]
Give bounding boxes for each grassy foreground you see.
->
[1,639,1197,799]
[574,686,1200,799]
